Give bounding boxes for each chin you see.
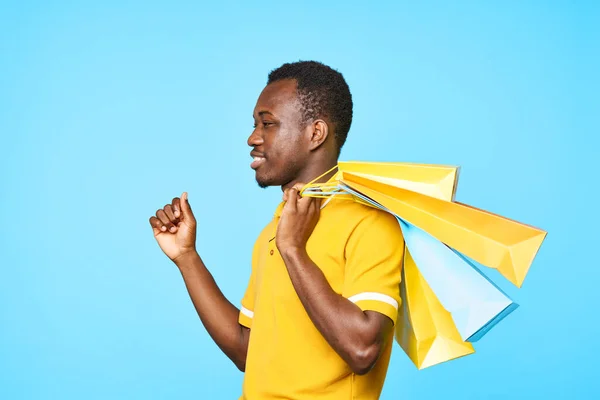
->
[256,178,270,189]
[255,171,284,189]
[255,173,274,189]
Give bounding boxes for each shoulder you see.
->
[325,199,403,244]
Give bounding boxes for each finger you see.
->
[292,183,306,199]
[312,197,323,213]
[284,188,299,213]
[297,195,313,213]
[163,204,180,232]
[293,182,308,205]
[180,192,196,223]
[164,204,177,222]
[172,197,181,218]
[283,188,290,202]
[149,216,166,235]
[156,209,176,232]
[304,195,322,214]
[315,197,323,209]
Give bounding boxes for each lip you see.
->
[250,150,266,170]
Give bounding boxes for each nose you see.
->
[247,128,264,147]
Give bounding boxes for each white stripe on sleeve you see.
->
[347,292,399,310]
[240,306,254,319]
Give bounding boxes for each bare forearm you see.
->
[280,247,388,374]
[175,251,249,371]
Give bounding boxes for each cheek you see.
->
[284,128,307,154]
[270,129,304,159]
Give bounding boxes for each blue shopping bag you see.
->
[398,218,518,342]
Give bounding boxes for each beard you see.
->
[255,159,301,189]
[256,177,270,189]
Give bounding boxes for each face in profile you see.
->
[248,79,311,188]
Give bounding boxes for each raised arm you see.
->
[276,187,402,375]
[149,192,250,371]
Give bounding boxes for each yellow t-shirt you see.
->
[238,196,404,399]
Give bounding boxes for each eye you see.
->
[263,122,274,127]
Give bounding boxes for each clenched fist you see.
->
[149,192,197,262]
[276,185,322,254]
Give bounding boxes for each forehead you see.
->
[253,79,300,117]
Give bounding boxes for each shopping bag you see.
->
[397,248,474,369]
[300,161,547,368]
[336,183,519,342]
[336,161,459,201]
[398,218,518,342]
[340,172,546,288]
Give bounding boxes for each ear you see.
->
[307,119,330,151]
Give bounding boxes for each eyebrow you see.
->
[256,111,274,117]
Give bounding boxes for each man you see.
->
[149,61,404,399]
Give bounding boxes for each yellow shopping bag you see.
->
[397,248,474,369]
[305,161,546,286]
[335,161,459,201]
[340,172,546,287]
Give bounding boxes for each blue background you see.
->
[1,1,598,399]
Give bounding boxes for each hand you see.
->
[276,184,322,254]
[149,192,197,263]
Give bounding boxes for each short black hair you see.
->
[267,60,353,155]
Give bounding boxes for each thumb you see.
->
[180,192,196,222]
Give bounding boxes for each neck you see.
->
[281,160,338,192]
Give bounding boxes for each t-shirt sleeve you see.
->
[238,237,261,328]
[238,271,255,328]
[342,210,404,325]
